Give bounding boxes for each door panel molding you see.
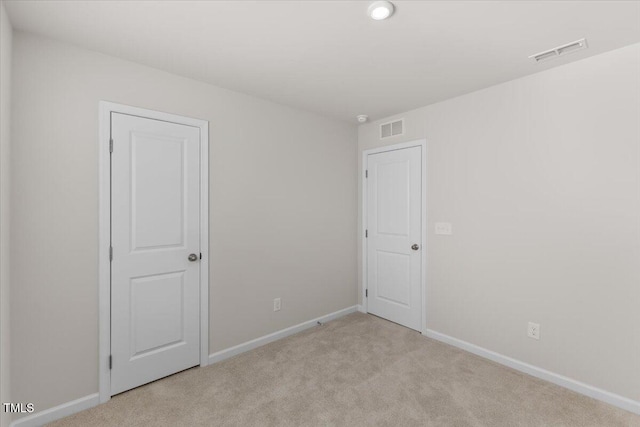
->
[362,139,427,334]
[99,101,209,404]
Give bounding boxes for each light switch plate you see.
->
[435,222,452,235]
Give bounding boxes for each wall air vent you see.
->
[529,38,588,63]
[380,119,404,139]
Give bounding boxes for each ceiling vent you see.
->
[380,119,404,139]
[529,38,588,63]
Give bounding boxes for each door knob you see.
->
[411,244,420,251]
[188,253,198,262]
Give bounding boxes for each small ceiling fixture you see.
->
[368,1,395,20]
[356,115,369,123]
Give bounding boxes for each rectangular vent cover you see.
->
[529,38,588,63]
[380,119,404,139]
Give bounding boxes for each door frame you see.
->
[362,139,427,334]
[98,101,209,403]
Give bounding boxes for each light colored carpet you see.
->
[49,312,639,426]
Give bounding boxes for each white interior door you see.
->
[110,112,201,395]
[366,146,422,331]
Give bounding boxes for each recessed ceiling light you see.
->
[356,115,369,123]
[368,1,395,20]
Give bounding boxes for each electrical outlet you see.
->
[527,322,540,340]
[273,298,281,312]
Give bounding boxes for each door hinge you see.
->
[109,138,113,153]
[365,170,368,178]
[109,245,113,261]
[365,289,368,298]
[365,229,368,238]
[200,252,202,259]
[109,355,112,370]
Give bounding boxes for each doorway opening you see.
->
[98,102,209,403]
[362,140,427,333]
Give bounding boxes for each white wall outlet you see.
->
[273,298,281,312]
[527,322,540,340]
[435,222,453,235]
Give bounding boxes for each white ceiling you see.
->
[5,1,640,122]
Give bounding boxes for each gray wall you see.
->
[0,2,12,427]
[10,32,357,417]
[358,43,640,402]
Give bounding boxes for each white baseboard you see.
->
[10,317,635,425]
[356,304,366,313]
[10,393,99,427]
[425,329,640,416]
[209,305,357,364]
[7,307,358,427]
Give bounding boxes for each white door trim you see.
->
[98,101,209,404]
[362,139,427,334]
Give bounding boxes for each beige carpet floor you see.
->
[49,312,639,427]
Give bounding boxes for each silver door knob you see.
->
[188,253,198,262]
[411,244,420,251]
